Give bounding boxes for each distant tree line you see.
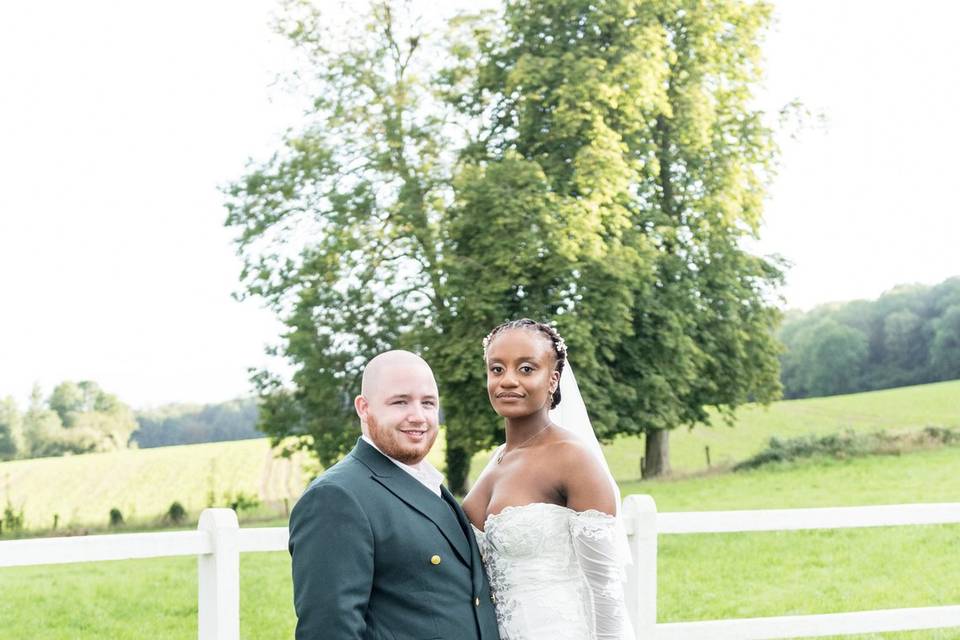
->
[0,381,138,461]
[132,398,259,448]
[779,277,960,399]
[0,384,260,462]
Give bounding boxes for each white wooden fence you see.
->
[622,496,960,639]
[1,498,959,639]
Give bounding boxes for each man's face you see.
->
[356,361,440,465]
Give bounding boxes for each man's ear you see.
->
[354,395,368,422]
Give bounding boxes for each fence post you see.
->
[198,508,240,640]
[623,494,657,640]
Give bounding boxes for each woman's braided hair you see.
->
[482,318,568,409]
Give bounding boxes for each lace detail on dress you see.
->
[473,503,631,640]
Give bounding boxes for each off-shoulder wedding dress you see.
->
[472,502,632,640]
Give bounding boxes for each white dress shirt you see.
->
[361,435,444,497]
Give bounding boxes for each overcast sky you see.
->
[1,1,958,407]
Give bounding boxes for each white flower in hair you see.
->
[555,336,567,355]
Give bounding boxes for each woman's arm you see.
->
[559,440,629,640]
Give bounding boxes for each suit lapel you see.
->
[441,485,486,597]
[353,439,471,567]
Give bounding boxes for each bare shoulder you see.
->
[544,431,616,515]
[544,431,604,472]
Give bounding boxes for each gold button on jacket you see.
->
[430,555,441,565]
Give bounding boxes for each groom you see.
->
[289,350,501,640]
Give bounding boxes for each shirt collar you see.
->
[361,434,444,497]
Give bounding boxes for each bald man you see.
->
[288,350,501,640]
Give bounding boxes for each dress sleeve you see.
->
[570,510,630,640]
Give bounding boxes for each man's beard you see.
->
[367,413,437,464]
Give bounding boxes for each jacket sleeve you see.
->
[289,481,374,640]
[570,510,631,640]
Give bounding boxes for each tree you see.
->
[931,305,960,380]
[795,319,868,397]
[882,310,929,376]
[17,382,137,458]
[226,0,785,489]
[608,0,785,474]
[22,384,67,458]
[0,396,23,461]
[454,0,784,476]
[48,381,86,427]
[226,1,472,484]
[46,380,137,452]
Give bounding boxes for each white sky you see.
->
[1,1,958,408]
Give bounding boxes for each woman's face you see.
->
[485,328,559,418]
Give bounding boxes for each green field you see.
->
[3,379,958,532]
[0,439,309,531]
[2,446,959,639]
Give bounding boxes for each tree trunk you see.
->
[642,429,671,478]
[445,444,471,496]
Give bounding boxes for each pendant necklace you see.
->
[496,422,551,464]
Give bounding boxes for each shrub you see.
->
[109,507,124,527]
[922,425,960,445]
[166,501,187,525]
[734,427,960,471]
[226,491,261,513]
[3,500,25,534]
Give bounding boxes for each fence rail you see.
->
[2,499,959,639]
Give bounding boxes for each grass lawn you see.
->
[622,446,960,511]
[0,554,295,639]
[2,446,959,639]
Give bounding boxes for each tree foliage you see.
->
[226,0,785,489]
[11,382,138,458]
[441,0,785,477]
[0,396,23,461]
[132,398,260,448]
[779,277,960,398]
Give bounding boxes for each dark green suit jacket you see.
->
[289,438,501,640]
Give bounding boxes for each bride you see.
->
[462,319,635,640]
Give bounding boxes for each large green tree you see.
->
[444,0,784,477]
[226,1,462,478]
[226,0,785,490]
[622,0,785,474]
